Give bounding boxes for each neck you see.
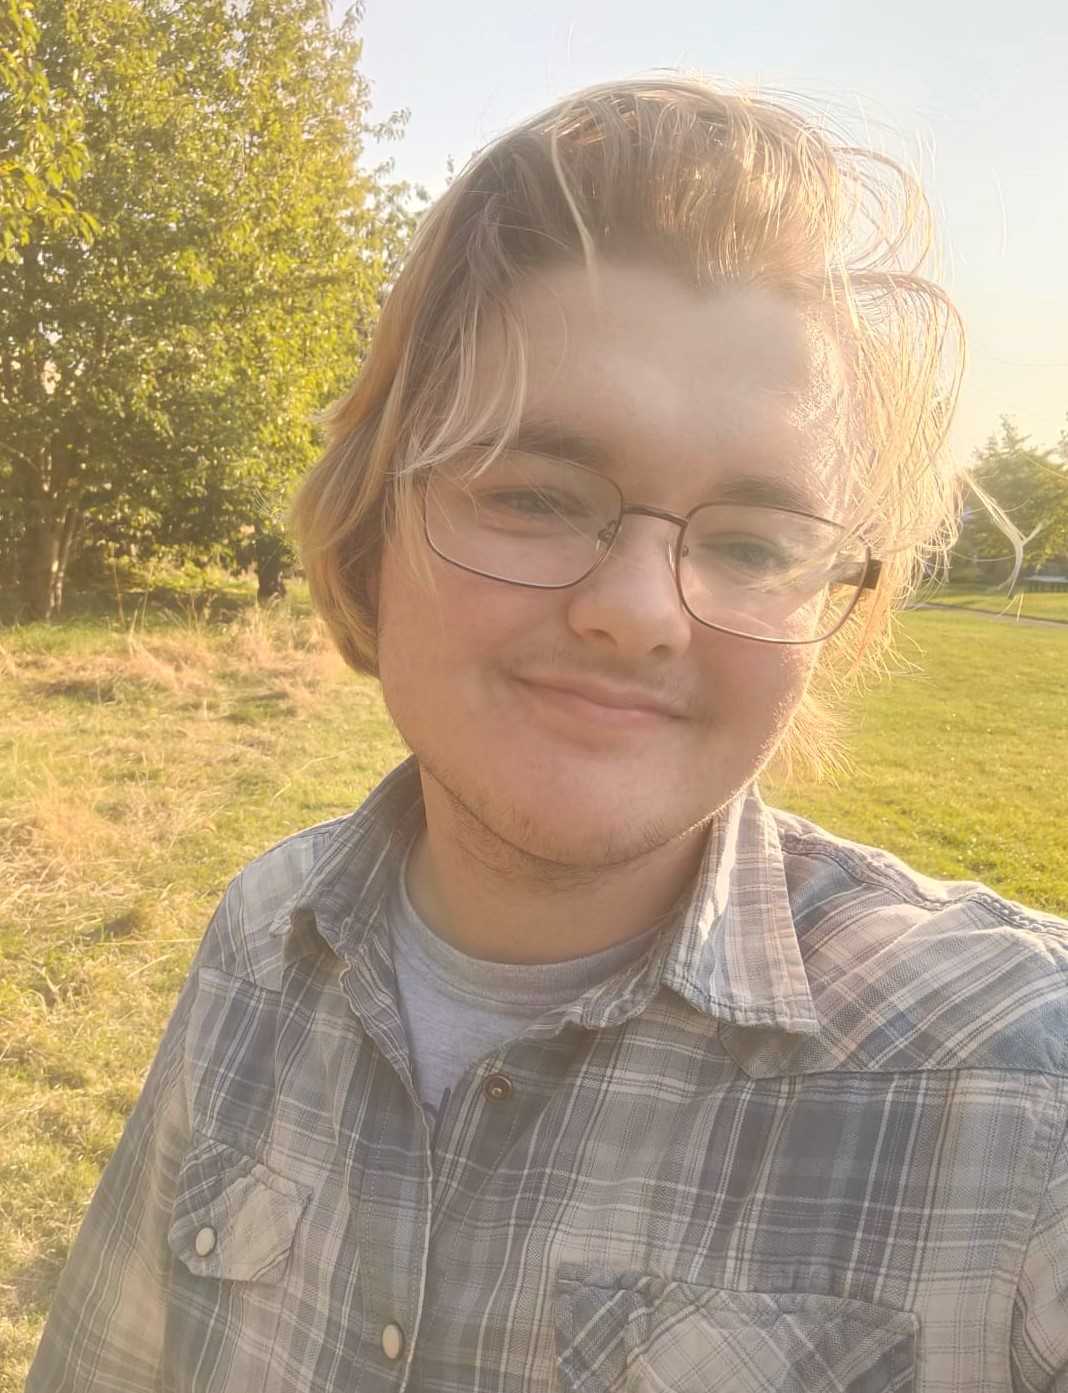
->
[405,768,710,964]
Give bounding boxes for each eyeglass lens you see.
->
[424,449,867,643]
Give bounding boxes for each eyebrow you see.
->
[502,418,827,517]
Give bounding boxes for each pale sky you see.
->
[351,0,1067,463]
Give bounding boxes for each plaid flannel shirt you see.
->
[27,756,1068,1392]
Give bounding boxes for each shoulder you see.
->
[192,758,423,987]
[197,813,355,985]
[769,805,1068,1077]
[773,805,1067,939]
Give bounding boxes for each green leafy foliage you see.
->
[955,418,1068,581]
[0,0,418,618]
[0,0,99,259]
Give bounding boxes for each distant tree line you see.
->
[2,5,1066,621]
[1,0,417,620]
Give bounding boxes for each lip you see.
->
[516,676,682,725]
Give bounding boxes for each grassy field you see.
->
[1,590,1066,1387]
[768,610,1067,913]
[920,586,1068,622]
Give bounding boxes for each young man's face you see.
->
[376,261,849,868]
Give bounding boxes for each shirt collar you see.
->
[658,784,820,1036]
[269,756,819,1039]
[267,757,425,955]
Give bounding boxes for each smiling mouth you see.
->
[516,677,681,727]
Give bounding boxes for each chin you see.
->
[453,759,707,869]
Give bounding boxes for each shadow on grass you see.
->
[223,691,296,724]
[10,1244,71,1320]
[1,579,325,635]
[1,570,318,635]
[37,676,124,702]
[0,584,252,629]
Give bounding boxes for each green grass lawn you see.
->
[0,592,1065,1387]
[766,610,1067,916]
[920,586,1068,622]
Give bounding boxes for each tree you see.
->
[0,0,98,258]
[954,419,1068,585]
[0,0,415,619]
[1,0,100,613]
[166,0,418,601]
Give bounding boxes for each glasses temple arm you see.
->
[830,556,882,590]
[861,558,882,591]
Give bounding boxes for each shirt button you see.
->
[483,1072,513,1102]
[381,1322,405,1361]
[194,1226,217,1257]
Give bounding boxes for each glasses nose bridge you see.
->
[619,502,689,532]
[599,501,689,561]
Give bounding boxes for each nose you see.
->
[565,513,692,659]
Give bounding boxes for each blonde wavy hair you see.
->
[291,75,967,778]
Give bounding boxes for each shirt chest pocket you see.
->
[168,1132,311,1283]
[554,1267,918,1393]
[164,1133,312,1390]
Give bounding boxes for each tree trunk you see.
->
[15,425,81,621]
[254,530,288,604]
[21,502,80,621]
[22,511,63,622]
[53,506,81,614]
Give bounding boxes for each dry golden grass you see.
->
[0,590,407,1389]
[0,613,340,931]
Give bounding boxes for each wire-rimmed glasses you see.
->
[423,448,881,644]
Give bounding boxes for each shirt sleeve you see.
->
[24,946,201,1392]
[1013,1117,1068,1392]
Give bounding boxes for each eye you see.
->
[696,534,791,574]
[474,486,598,531]
[483,488,581,517]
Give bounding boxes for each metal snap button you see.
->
[483,1072,513,1102]
[194,1226,217,1257]
[381,1322,405,1361]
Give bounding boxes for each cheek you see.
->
[696,637,815,727]
[763,648,819,730]
[417,576,529,673]
[377,547,538,699]
[375,546,436,695]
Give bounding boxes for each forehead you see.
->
[474,261,852,512]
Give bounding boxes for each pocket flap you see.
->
[167,1133,311,1285]
[555,1266,918,1393]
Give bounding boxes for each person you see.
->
[27,76,1068,1393]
